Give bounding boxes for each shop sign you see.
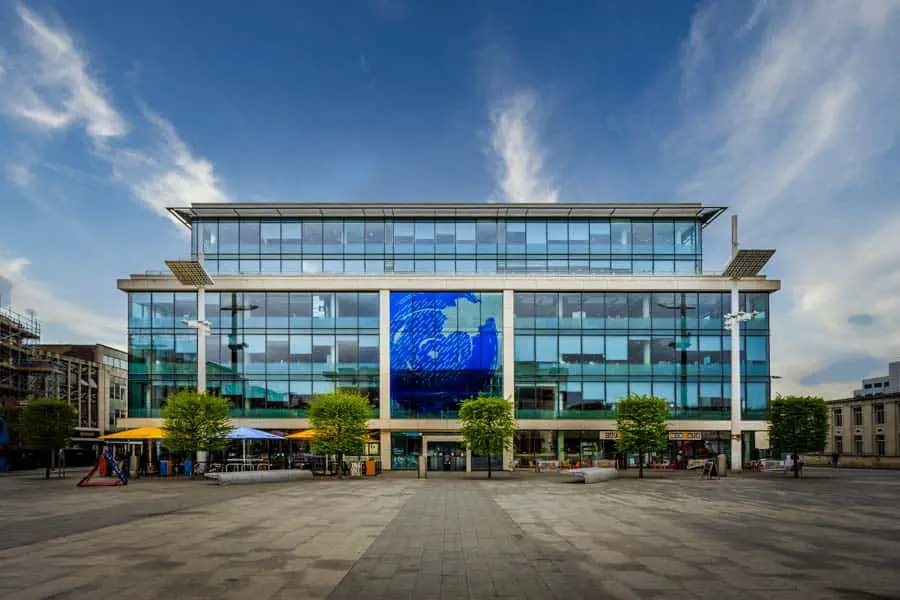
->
[599,431,620,440]
[668,431,702,441]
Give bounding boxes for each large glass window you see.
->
[194,216,704,275]
[513,291,772,421]
[129,291,379,416]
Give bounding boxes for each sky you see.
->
[1,0,899,400]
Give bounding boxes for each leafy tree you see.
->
[161,390,232,471]
[308,391,371,476]
[616,394,669,479]
[21,398,76,480]
[768,395,827,479]
[458,394,517,480]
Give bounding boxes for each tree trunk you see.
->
[792,451,799,479]
[45,449,52,480]
[488,453,493,480]
[638,452,644,479]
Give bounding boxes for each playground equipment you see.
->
[78,445,128,487]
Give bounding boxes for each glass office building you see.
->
[119,202,779,471]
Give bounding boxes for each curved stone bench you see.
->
[559,467,618,484]
[204,469,314,485]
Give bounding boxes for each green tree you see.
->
[308,391,371,476]
[616,394,669,479]
[21,398,76,480]
[768,395,827,478]
[161,390,232,472]
[458,394,517,480]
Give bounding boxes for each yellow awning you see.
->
[286,430,378,442]
[100,427,166,440]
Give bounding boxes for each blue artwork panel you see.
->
[390,292,501,417]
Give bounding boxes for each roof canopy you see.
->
[168,203,726,229]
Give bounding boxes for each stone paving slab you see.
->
[2,470,900,599]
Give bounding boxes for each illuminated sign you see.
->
[668,431,702,441]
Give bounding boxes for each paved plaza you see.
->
[2,469,900,599]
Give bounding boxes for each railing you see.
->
[0,305,40,337]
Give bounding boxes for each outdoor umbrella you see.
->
[227,427,285,463]
[100,427,166,440]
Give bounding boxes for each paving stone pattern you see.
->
[1,469,900,599]
[328,479,606,599]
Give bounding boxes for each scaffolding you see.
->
[0,306,64,407]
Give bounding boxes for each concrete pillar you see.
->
[379,290,391,420]
[557,430,565,462]
[730,282,742,472]
[503,290,516,470]
[379,429,391,471]
[196,286,207,394]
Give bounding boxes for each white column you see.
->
[730,282,742,472]
[502,290,515,470]
[378,290,391,422]
[196,286,207,394]
[379,430,391,471]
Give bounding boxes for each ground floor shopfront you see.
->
[121,415,768,472]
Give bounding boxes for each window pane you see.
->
[130,293,152,328]
[345,221,364,253]
[590,221,611,254]
[219,222,239,253]
[267,293,289,328]
[365,221,385,252]
[568,222,588,253]
[610,221,631,254]
[632,222,653,253]
[302,222,323,253]
[675,222,698,254]
[240,221,260,254]
[260,222,281,254]
[282,221,302,253]
[653,221,675,254]
[201,221,218,254]
[151,293,174,328]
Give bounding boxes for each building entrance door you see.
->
[428,441,466,471]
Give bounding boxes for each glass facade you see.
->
[192,218,702,276]
[390,291,502,418]
[513,291,770,420]
[128,291,379,417]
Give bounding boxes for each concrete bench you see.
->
[204,469,314,485]
[559,467,618,484]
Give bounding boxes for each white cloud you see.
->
[108,108,230,221]
[487,90,558,203]
[0,255,125,347]
[6,162,32,188]
[673,0,900,396]
[0,3,229,222]
[2,4,127,142]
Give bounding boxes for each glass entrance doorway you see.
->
[428,441,466,471]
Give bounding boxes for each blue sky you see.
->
[1,0,899,399]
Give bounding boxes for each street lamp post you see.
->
[166,254,215,395]
[720,215,776,474]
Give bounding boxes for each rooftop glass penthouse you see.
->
[119,202,778,472]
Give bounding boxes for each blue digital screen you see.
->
[390,292,501,416]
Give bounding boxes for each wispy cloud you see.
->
[3,4,127,142]
[672,0,900,397]
[0,3,229,220]
[487,90,558,203]
[109,108,230,221]
[0,254,125,347]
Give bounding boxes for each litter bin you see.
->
[365,459,376,476]
[716,454,727,477]
[184,460,193,477]
[160,459,169,478]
